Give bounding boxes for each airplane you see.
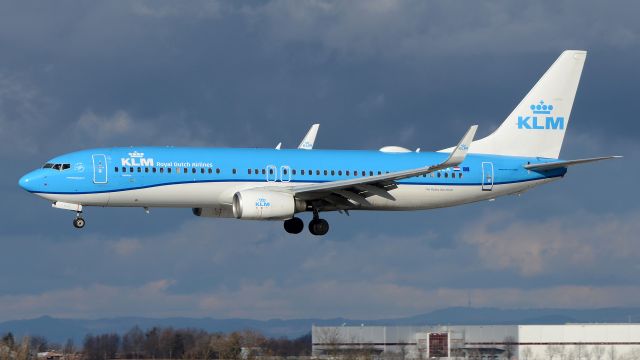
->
[18,50,621,235]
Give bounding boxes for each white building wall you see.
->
[312,324,640,360]
[518,324,640,360]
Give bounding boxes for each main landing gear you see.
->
[73,212,85,229]
[284,209,329,236]
[283,217,304,234]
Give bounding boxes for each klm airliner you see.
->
[18,50,620,235]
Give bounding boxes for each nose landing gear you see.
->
[73,212,85,229]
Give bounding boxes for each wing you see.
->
[298,124,320,150]
[524,155,622,171]
[288,125,477,208]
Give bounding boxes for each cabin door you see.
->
[481,162,493,191]
[92,154,108,184]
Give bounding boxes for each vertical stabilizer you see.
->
[453,50,587,159]
[298,124,320,150]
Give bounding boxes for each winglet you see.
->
[441,125,478,167]
[275,142,282,150]
[298,124,320,150]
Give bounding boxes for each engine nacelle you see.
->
[232,190,306,220]
[192,207,234,218]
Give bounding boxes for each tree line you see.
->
[1,327,311,360]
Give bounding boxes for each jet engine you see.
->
[232,189,306,220]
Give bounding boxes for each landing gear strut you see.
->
[73,212,85,229]
[283,217,304,234]
[308,208,329,236]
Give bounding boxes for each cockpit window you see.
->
[44,163,71,171]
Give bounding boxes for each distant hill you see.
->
[2,307,640,344]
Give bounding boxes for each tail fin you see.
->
[463,50,587,159]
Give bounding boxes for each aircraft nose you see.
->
[19,171,40,192]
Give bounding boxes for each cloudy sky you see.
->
[1,0,639,321]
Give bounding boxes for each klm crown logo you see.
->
[128,151,144,158]
[255,198,271,208]
[518,100,564,130]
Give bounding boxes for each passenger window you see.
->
[160,168,164,173]
[232,169,237,174]
[331,170,335,176]
[338,170,342,176]
[269,168,274,175]
[361,171,365,176]
[369,171,373,176]
[216,168,220,174]
[323,170,328,175]
[437,172,441,178]
[248,169,252,174]
[301,169,305,175]
[122,167,126,173]
[114,167,119,172]
[346,170,350,176]
[378,171,382,175]
[254,169,258,174]
[459,173,463,179]
[283,169,288,175]
[145,167,149,173]
[207,168,212,174]
[153,168,157,173]
[201,168,205,174]
[444,173,448,178]
[167,168,172,173]
[192,168,196,174]
[292,169,296,175]
[316,170,320,175]
[308,170,312,175]
[262,169,266,175]
[130,167,134,173]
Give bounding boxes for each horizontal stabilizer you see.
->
[524,156,622,171]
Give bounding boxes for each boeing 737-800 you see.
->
[18,50,620,235]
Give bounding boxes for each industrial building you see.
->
[312,324,640,359]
